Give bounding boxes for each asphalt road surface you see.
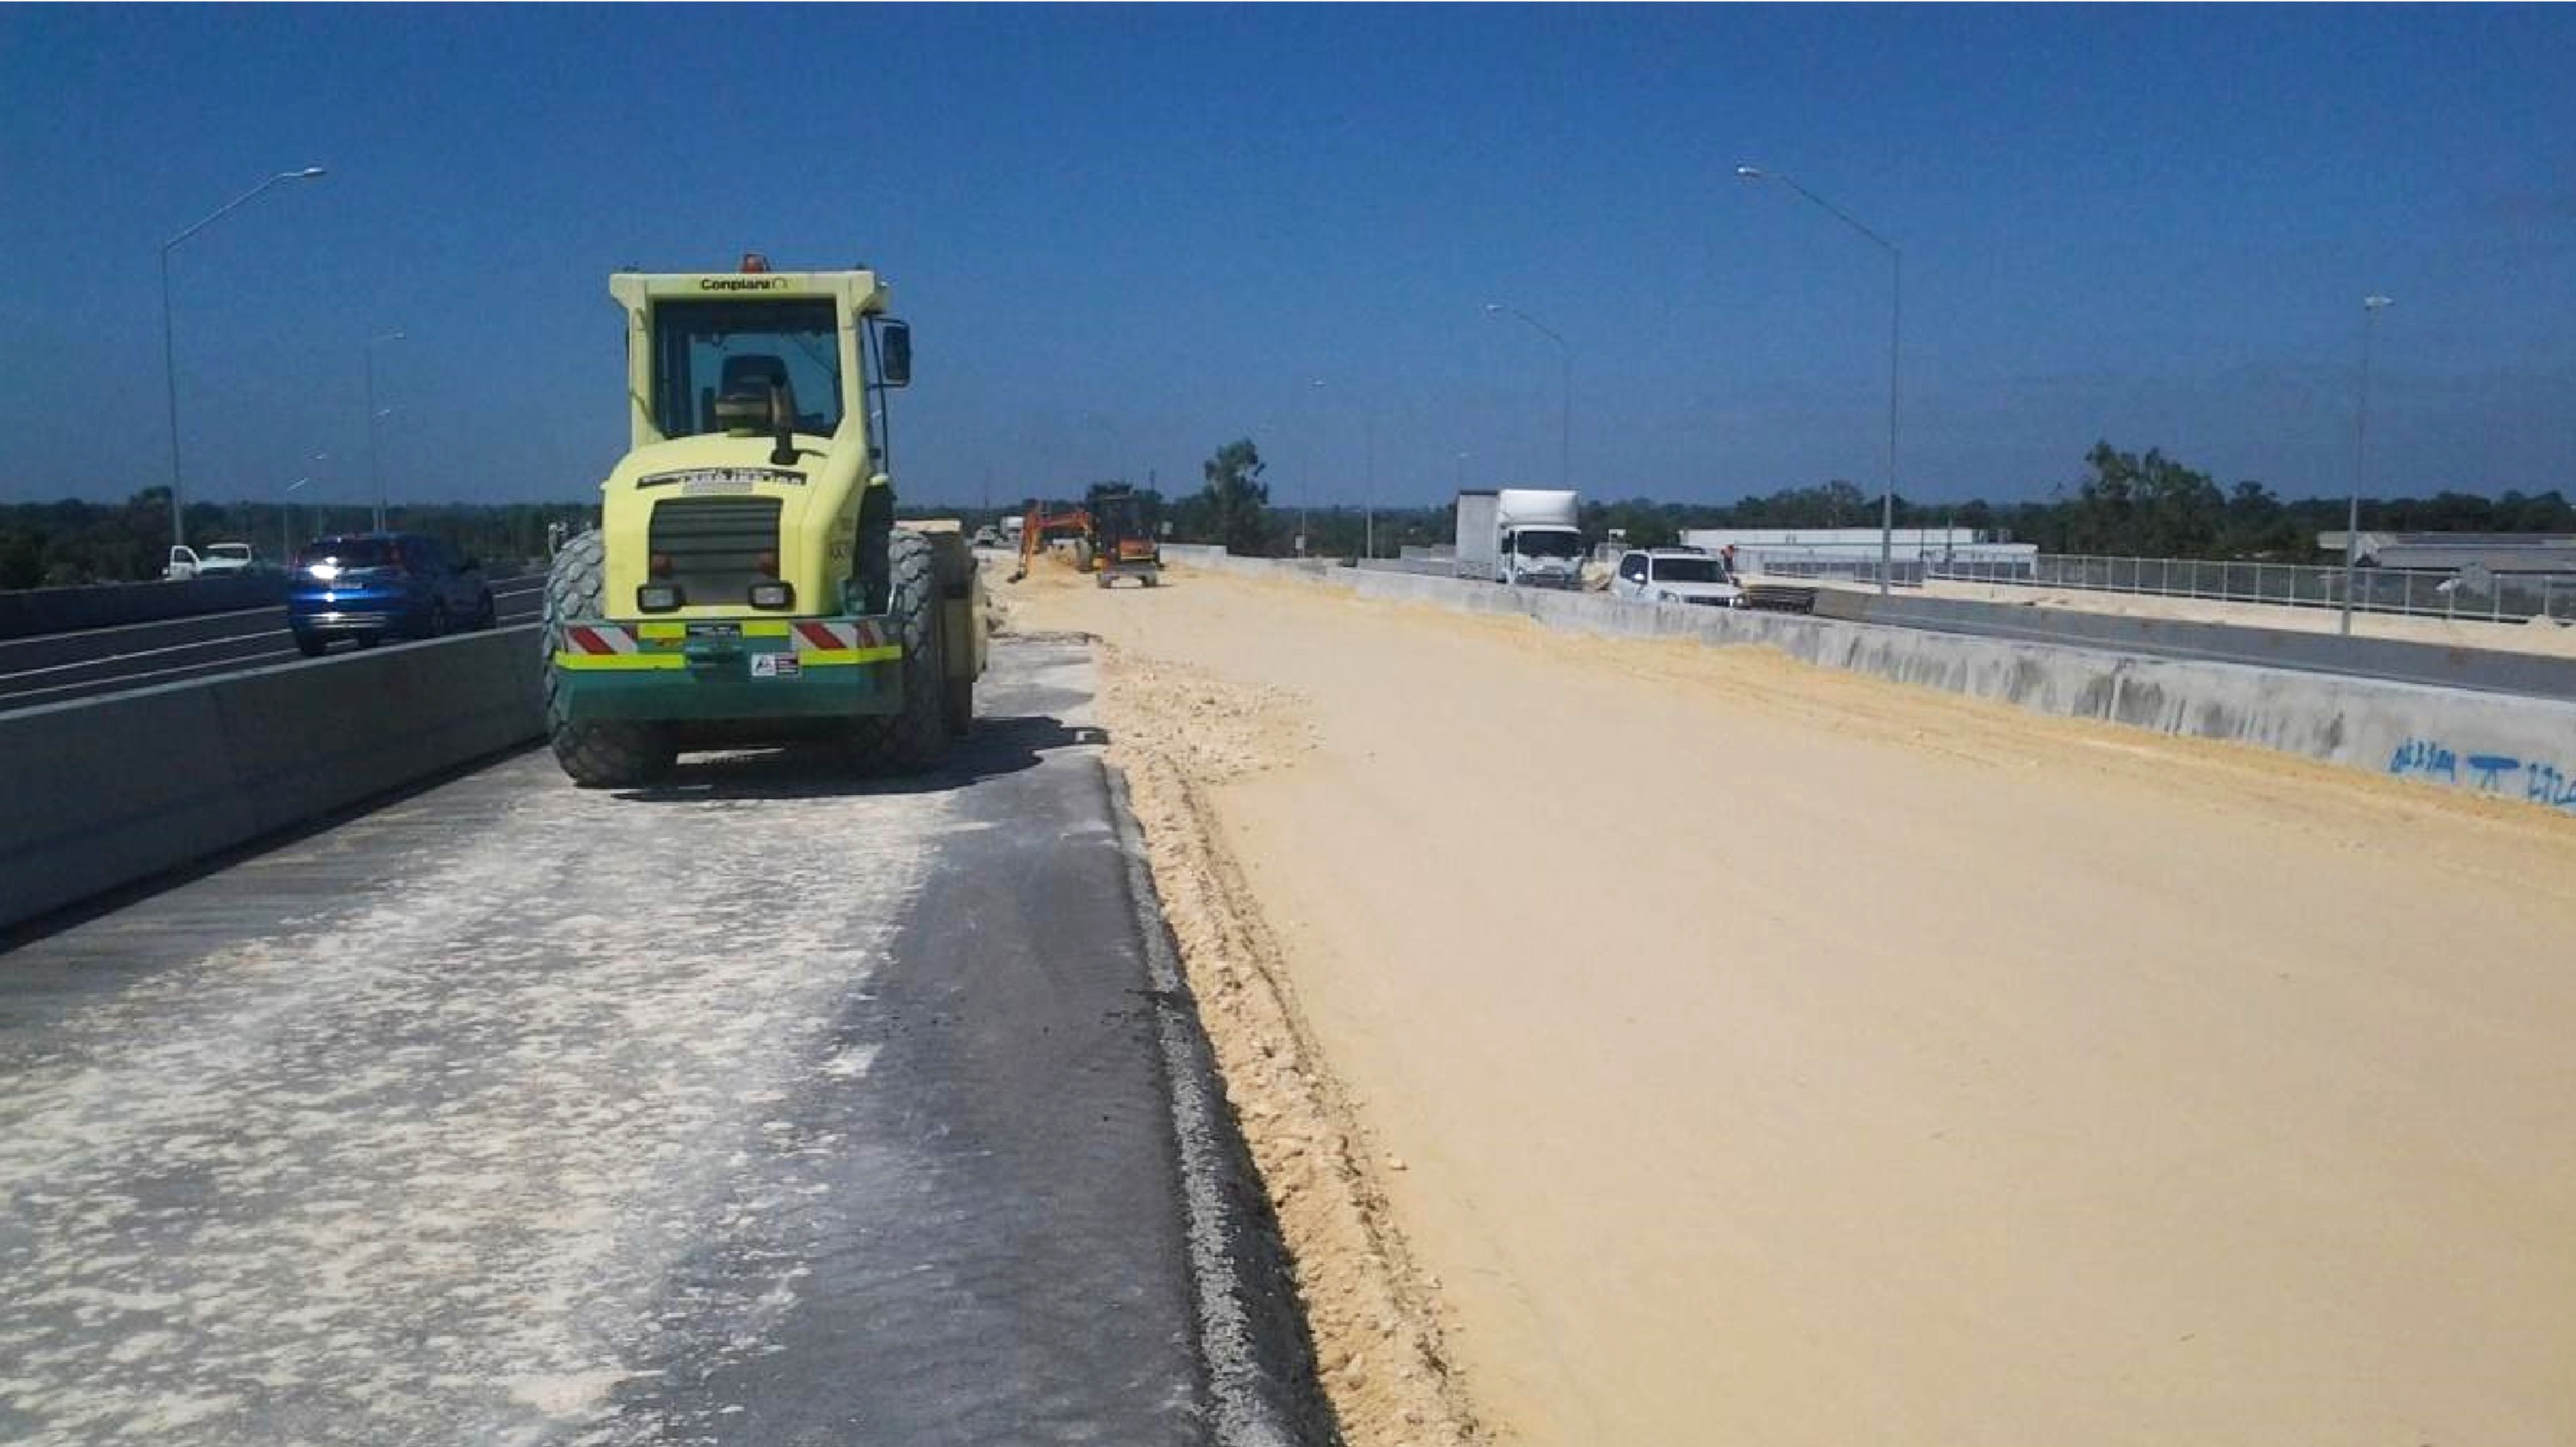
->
[0,576,547,710]
[0,637,1227,1446]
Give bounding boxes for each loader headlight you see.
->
[748,581,794,610]
[636,583,683,612]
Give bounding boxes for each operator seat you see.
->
[718,354,796,426]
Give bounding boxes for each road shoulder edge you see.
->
[1102,756,1342,1447]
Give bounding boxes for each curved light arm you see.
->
[163,167,326,254]
[1483,302,1569,354]
[1735,165,1897,258]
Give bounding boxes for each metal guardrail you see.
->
[1747,557,1927,588]
[1927,553,2576,624]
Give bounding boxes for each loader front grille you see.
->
[649,496,782,605]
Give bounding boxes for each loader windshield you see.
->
[651,299,844,440]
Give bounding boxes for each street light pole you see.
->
[280,476,310,562]
[1483,303,1572,492]
[1302,378,1328,557]
[2343,294,2395,637]
[1736,164,1903,595]
[1363,413,1377,560]
[366,329,405,532]
[159,166,328,553]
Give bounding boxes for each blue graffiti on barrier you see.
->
[2388,737,2576,812]
[2525,761,2576,812]
[2386,738,2457,782]
[2466,754,2523,791]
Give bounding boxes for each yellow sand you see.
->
[1015,563,2576,1447]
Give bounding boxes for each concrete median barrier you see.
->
[1811,588,2576,699]
[0,627,544,932]
[0,574,289,639]
[1171,556,2576,816]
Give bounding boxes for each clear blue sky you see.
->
[4,5,2572,513]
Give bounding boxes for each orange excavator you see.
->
[1011,486,1162,587]
[1011,499,1095,582]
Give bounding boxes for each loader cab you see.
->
[612,260,911,466]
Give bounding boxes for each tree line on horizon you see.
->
[1150,438,2576,563]
[6,440,2573,587]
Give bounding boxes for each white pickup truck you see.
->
[1611,547,1744,607]
[163,543,258,581]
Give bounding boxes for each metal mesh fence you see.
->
[1926,554,2576,625]
[1743,557,1928,588]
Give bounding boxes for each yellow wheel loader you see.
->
[543,256,984,786]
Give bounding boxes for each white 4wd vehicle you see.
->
[196,543,256,576]
[163,542,257,580]
[1612,547,1743,607]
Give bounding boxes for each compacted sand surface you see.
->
[1013,562,2576,1447]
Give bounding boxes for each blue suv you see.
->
[287,533,497,656]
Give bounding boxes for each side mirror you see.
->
[878,321,912,388]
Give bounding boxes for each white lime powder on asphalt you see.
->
[0,765,945,1446]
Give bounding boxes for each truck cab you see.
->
[1498,518,1583,588]
[1456,488,1584,588]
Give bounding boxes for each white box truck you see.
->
[1454,488,1583,588]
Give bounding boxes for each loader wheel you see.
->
[541,530,675,788]
[846,527,950,772]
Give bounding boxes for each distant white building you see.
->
[2318,532,2576,574]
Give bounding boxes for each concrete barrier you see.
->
[0,628,545,931]
[0,574,289,639]
[0,563,543,643]
[1812,588,2576,700]
[1174,558,2576,816]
